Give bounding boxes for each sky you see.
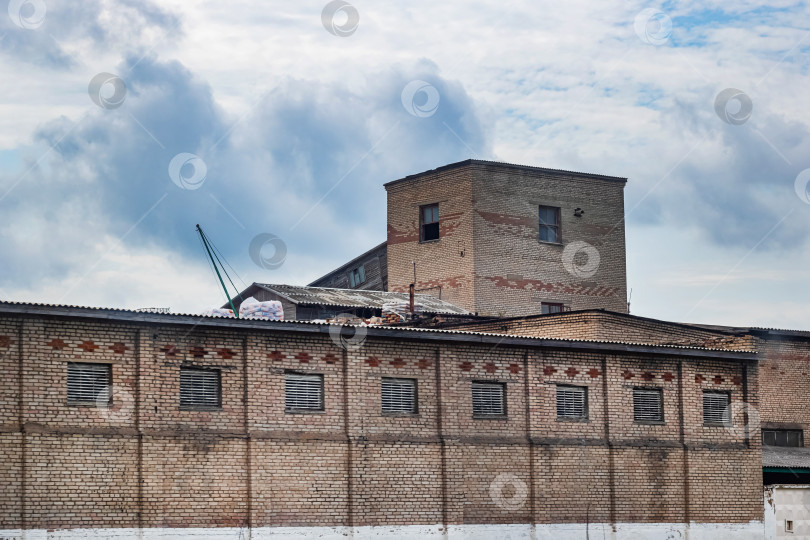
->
[0,0,808,329]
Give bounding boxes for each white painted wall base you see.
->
[1,521,765,540]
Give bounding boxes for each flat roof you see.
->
[0,300,756,359]
[383,159,628,188]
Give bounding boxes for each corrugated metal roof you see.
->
[763,446,810,469]
[0,300,757,357]
[254,283,470,315]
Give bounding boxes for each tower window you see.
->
[420,204,440,242]
[539,205,561,243]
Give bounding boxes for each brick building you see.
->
[0,302,764,538]
[312,160,628,317]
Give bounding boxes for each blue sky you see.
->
[0,0,808,328]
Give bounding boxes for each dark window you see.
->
[763,429,804,447]
[420,204,440,242]
[180,367,221,408]
[633,388,664,422]
[556,385,587,419]
[542,302,564,314]
[348,265,366,288]
[67,362,111,404]
[539,205,561,243]
[472,381,506,417]
[381,377,417,414]
[703,391,731,425]
[285,372,324,412]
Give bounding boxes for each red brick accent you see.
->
[390,358,406,369]
[641,372,655,382]
[295,352,312,364]
[543,366,557,376]
[366,357,381,367]
[459,361,473,372]
[731,376,742,386]
[78,341,99,352]
[483,362,497,373]
[323,353,338,365]
[622,370,634,380]
[509,363,521,374]
[217,348,236,360]
[160,345,178,357]
[0,336,11,348]
[587,368,601,378]
[109,343,129,355]
[268,351,285,362]
[713,375,724,385]
[662,372,675,383]
[416,359,431,370]
[189,346,207,358]
[695,374,706,384]
[565,367,579,377]
[47,338,67,349]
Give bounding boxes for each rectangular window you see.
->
[179,367,221,408]
[539,205,561,243]
[285,372,324,412]
[67,362,111,404]
[348,265,366,288]
[472,381,506,417]
[556,385,587,419]
[420,203,440,242]
[633,388,664,422]
[381,377,417,414]
[542,302,564,314]
[703,391,731,425]
[763,429,804,447]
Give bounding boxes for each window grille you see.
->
[381,377,417,414]
[556,385,587,419]
[285,372,324,411]
[67,362,111,404]
[763,429,804,447]
[179,367,221,408]
[633,388,663,422]
[472,381,506,417]
[703,391,731,425]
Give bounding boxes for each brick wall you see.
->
[0,312,763,531]
[385,161,628,317]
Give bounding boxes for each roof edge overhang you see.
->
[0,301,755,360]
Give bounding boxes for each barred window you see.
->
[381,377,417,414]
[179,367,221,408]
[67,362,111,404]
[633,388,663,422]
[472,381,506,417]
[285,372,324,412]
[703,391,731,425]
[556,385,587,419]
[763,429,804,448]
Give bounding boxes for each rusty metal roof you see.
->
[253,283,470,315]
[763,446,810,470]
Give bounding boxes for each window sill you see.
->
[703,422,732,428]
[473,415,509,420]
[285,409,326,414]
[382,412,420,417]
[556,416,589,423]
[419,239,440,244]
[634,420,666,425]
[67,401,106,407]
[538,241,563,247]
[180,406,222,412]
